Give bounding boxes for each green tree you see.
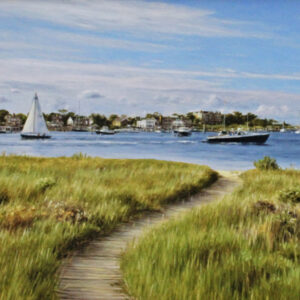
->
[0,110,9,124]
[186,112,196,124]
[15,113,27,125]
[90,114,108,127]
[109,114,119,121]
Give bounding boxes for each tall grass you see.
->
[121,169,300,300]
[0,155,217,299]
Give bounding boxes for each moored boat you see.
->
[206,131,269,144]
[96,126,116,135]
[173,127,192,137]
[280,122,286,132]
[21,93,51,139]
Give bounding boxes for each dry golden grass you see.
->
[0,154,217,299]
[122,169,300,300]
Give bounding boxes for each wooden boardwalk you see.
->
[58,173,240,300]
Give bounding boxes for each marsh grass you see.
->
[0,155,217,299]
[121,169,300,300]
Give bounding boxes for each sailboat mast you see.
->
[33,93,38,133]
[223,114,226,131]
[247,114,249,131]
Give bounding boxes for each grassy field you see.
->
[121,169,300,300]
[0,155,217,300]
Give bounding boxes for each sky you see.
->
[0,0,300,123]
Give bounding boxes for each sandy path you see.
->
[58,172,241,300]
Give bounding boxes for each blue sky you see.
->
[0,0,299,123]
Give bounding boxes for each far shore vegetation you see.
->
[121,160,300,300]
[0,108,294,132]
[0,155,217,299]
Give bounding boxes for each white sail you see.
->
[22,93,49,135]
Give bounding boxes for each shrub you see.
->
[254,156,279,170]
[278,188,300,204]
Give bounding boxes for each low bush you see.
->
[254,156,279,170]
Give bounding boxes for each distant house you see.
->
[193,111,222,125]
[4,114,22,132]
[161,116,177,130]
[49,114,64,130]
[136,118,157,130]
[71,116,92,131]
[112,116,128,128]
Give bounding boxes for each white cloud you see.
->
[0,0,268,39]
[0,58,299,123]
[255,104,290,119]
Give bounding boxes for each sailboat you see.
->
[21,93,51,139]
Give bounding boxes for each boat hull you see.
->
[72,129,88,132]
[175,131,191,137]
[21,133,51,139]
[96,131,115,135]
[207,133,269,144]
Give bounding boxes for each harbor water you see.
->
[1,131,299,170]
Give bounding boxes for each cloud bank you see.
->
[0,1,299,123]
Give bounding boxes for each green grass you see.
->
[0,155,217,299]
[121,169,300,300]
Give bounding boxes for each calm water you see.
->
[1,131,299,170]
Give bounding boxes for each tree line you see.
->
[0,109,287,128]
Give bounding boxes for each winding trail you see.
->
[58,172,241,300]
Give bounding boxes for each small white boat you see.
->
[21,93,51,139]
[96,126,116,135]
[280,122,286,133]
[173,127,192,137]
[295,130,300,134]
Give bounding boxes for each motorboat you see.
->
[206,130,269,144]
[21,93,51,139]
[96,126,116,135]
[173,127,192,137]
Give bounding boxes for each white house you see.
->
[67,117,74,126]
[136,118,156,129]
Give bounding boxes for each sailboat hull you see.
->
[21,133,51,139]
